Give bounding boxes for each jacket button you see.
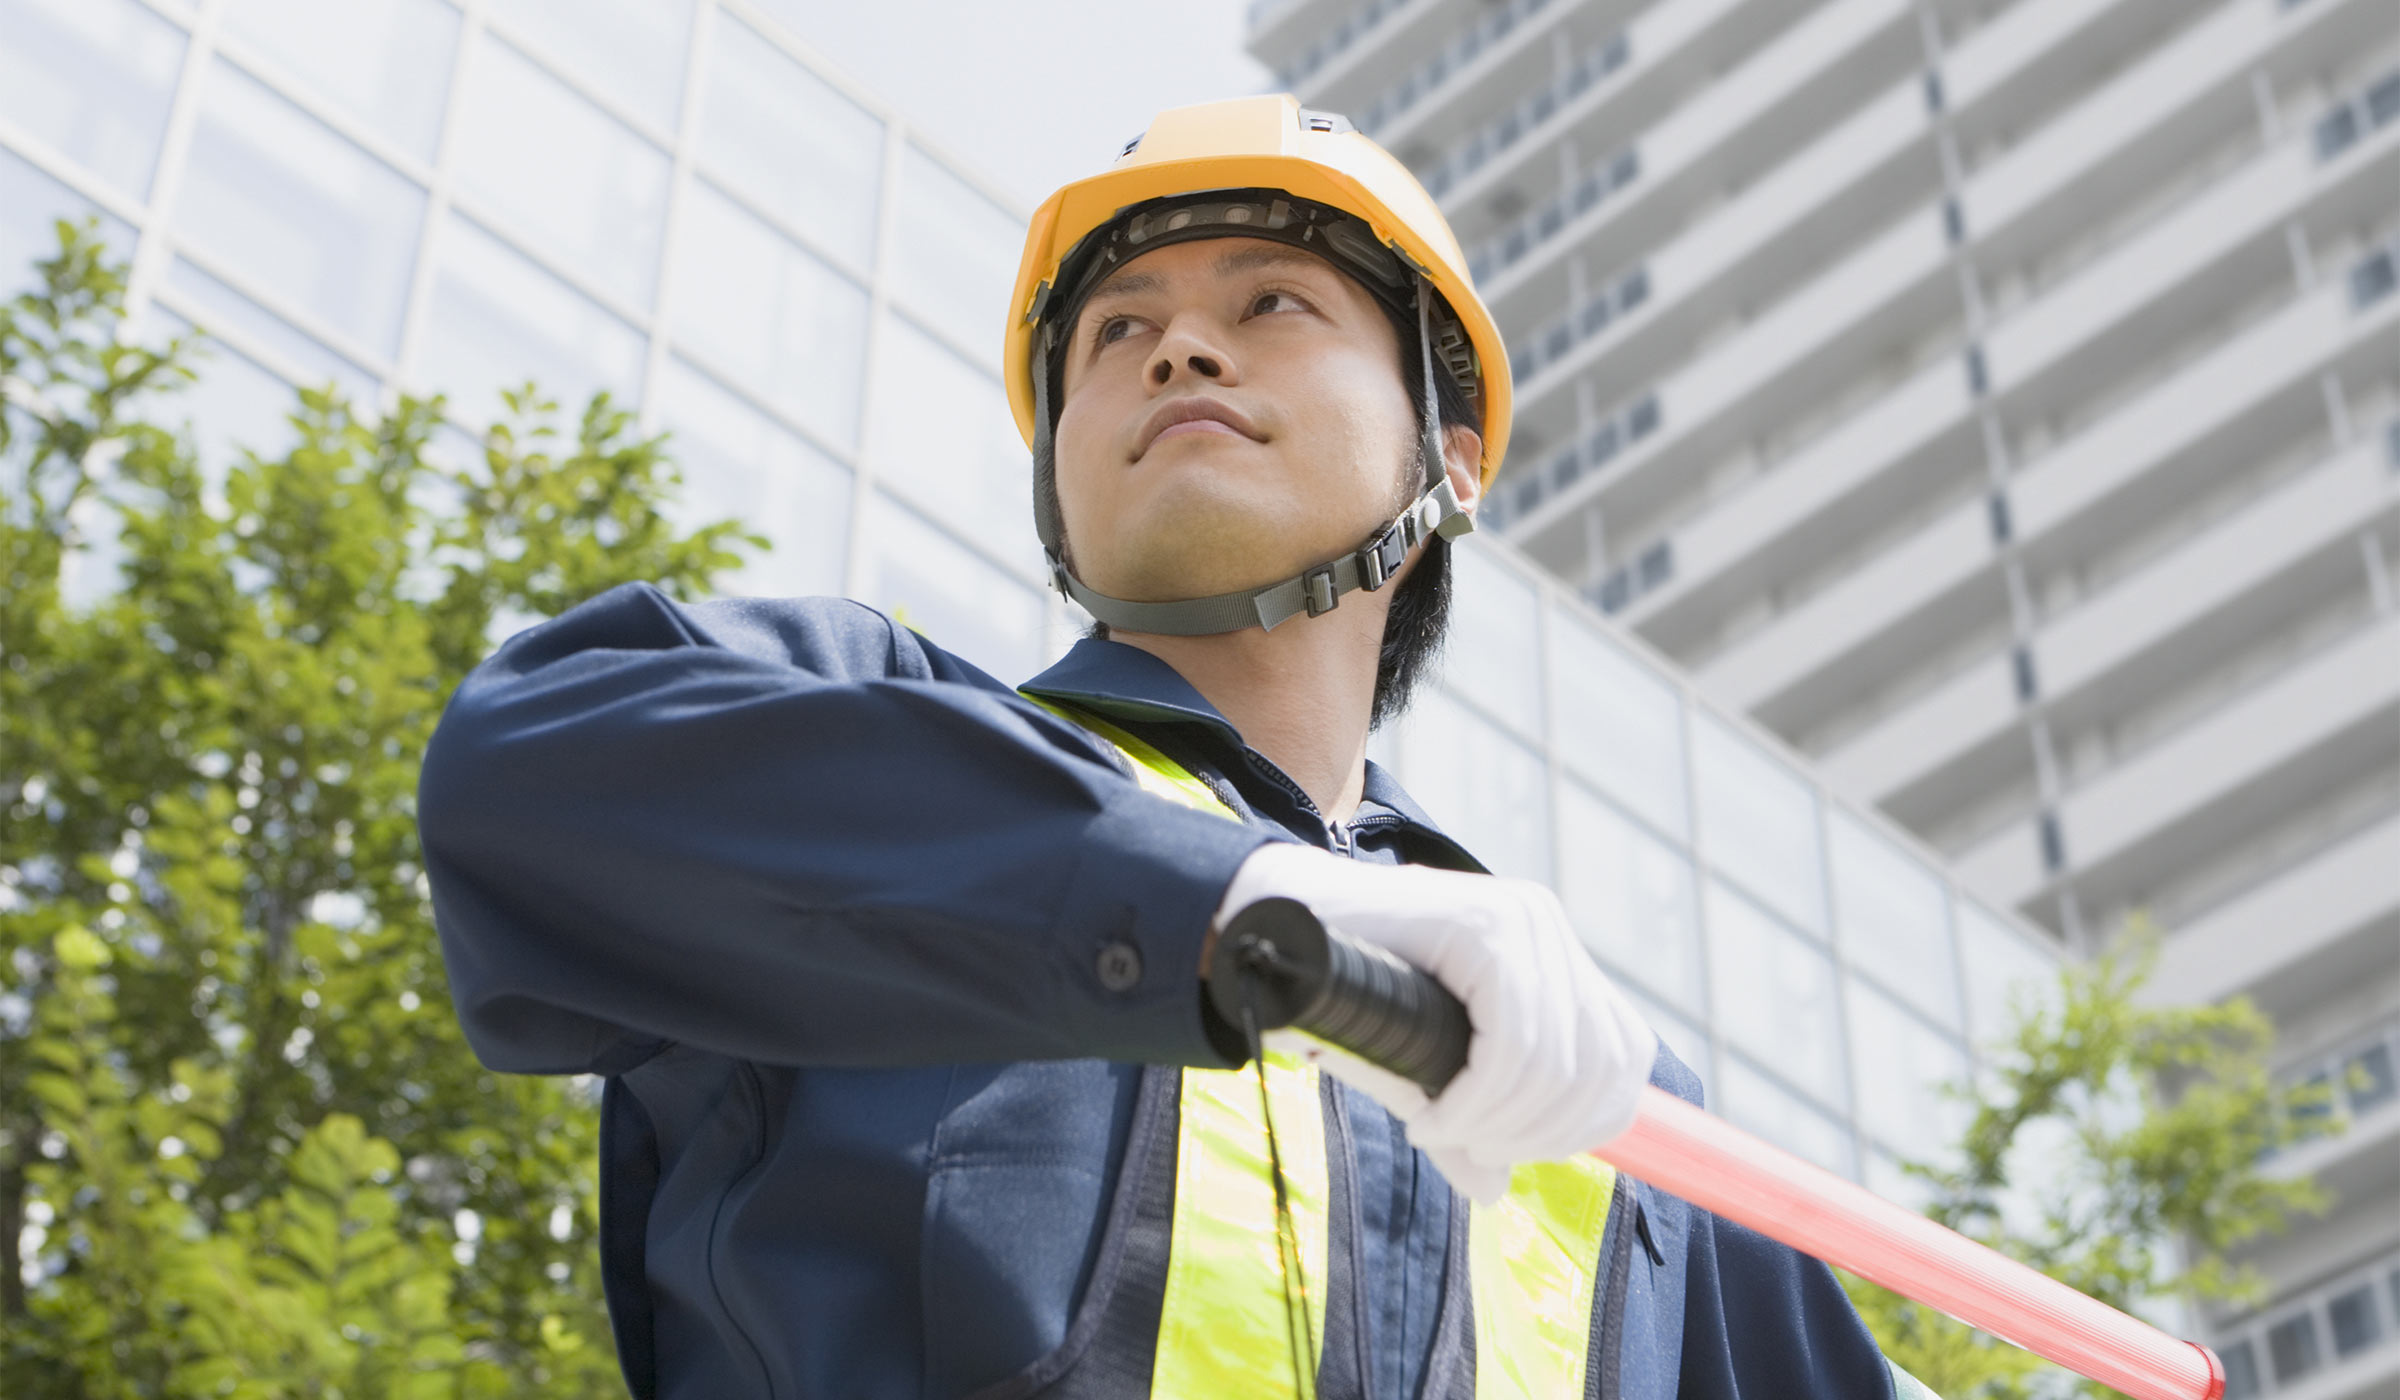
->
[1095,941,1143,992]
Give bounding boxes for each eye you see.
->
[1093,314,1142,348]
[1247,289,1308,318]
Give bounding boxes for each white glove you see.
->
[1214,842,1655,1203]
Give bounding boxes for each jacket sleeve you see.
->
[1676,1211,1918,1399]
[416,582,1272,1078]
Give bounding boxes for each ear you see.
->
[1442,423,1484,515]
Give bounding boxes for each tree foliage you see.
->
[1848,935,2331,1398]
[1,222,755,1396]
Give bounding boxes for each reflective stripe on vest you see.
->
[1030,695,1617,1397]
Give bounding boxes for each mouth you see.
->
[1136,396,1265,459]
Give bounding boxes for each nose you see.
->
[1152,352,1220,385]
[1149,311,1237,390]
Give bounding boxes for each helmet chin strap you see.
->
[1031,275,1476,637]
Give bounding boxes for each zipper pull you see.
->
[1328,818,1355,856]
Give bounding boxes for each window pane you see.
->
[1692,711,1826,935]
[866,313,1038,576]
[1623,984,1710,1099]
[1558,779,1703,1016]
[178,60,425,357]
[1444,544,1543,739]
[1550,598,1687,837]
[221,0,458,162]
[889,142,1022,359]
[163,258,377,401]
[2217,1340,2259,1400]
[1707,880,1845,1109]
[2266,1312,2320,1382]
[0,0,184,202]
[669,181,868,453]
[2328,1283,2381,1357]
[2343,1042,2396,1114]
[1957,901,2060,1050]
[1393,687,1550,882]
[861,493,1043,684]
[0,143,137,301]
[140,305,305,479]
[1828,809,1960,1028]
[415,214,645,429]
[453,35,670,309]
[699,15,882,270]
[491,0,692,135]
[1719,1052,1855,1178]
[1847,977,1970,1167]
[656,359,849,601]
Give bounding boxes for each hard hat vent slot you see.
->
[1300,109,1355,135]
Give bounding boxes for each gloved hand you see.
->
[1212,841,1655,1203]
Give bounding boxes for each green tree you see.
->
[1847,935,2331,1398]
[1,221,755,1396]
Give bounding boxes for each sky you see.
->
[766,0,1276,212]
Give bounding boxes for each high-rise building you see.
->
[3,0,2098,1377]
[1247,0,2399,1393]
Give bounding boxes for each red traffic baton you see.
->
[1211,899,2228,1400]
[1597,1087,2224,1400]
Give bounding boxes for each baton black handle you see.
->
[1205,897,1471,1095]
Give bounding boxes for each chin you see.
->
[1097,474,1331,601]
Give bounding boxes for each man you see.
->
[419,96,1934,1399]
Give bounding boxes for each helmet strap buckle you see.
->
[1302,565,1340,618]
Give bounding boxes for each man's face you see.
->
[1051,238,1420,604]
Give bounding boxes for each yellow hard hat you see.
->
[1003,94,1513,489]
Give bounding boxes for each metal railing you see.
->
[2215,1244,2400,1397]
[2314,65,2400,162]
[1356,0,1557,134]
[1422,30,1632,198]
[2271,1017,2400,1146]
[1509,261,1650,383]
[1467,144,1641,285]
[1272,0,1417,90]
[1482,386,1659,533]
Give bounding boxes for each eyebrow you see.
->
[1080,242,1336,312]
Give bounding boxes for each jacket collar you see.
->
[1021,638,1479,868]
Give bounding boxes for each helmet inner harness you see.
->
[1028,189,1481,636]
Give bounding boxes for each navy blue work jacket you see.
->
[418,582,1904,1400]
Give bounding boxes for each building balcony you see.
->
[1254,0,1439,97]
[1986,107,2400,449]
[1346,0,1579,140]
[1820,434,2399,820]
[1620,67,2397,666]
[1621,356,1975,657]
[2212,1240,2400,1400]
[1488,77,1934,413]
[2143,807,2400,1023]
[1427,0,1792,248]
[2007,275,2400,578]
[1960,0,2385,282]
[1699,253,2399,737]
[1505,0,2381,584]
[1480,0,2188,358]
[1467,0,1907,327]
[1954,610,2400,914]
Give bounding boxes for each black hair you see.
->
[1032,280,1483,730]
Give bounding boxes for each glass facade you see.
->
[0,0,2065,1194]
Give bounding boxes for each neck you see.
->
[1113,599,1388,825]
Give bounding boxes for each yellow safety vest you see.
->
[1030,698,1620,1399]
